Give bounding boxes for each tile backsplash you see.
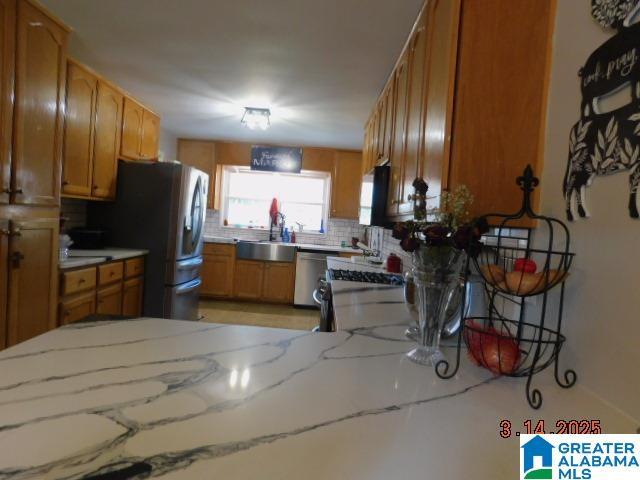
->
[60,198,88,233]
[204,210,365,246]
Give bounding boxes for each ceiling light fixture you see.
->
[241,107,271,130]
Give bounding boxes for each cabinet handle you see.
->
[64,310,70,317]
[3,187,23,195]
[92,185,98,190]
[13,188,23,195]
[391,199,400,205]
[10,228,21,237]
[78,279,86,284]
[62,180,69,186]
[11,251,24,268]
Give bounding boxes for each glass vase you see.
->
[406,247,465,366]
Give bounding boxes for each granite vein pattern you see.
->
[0,317,636,478]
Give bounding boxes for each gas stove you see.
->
[328,269,404,286]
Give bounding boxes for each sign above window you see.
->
[251,146,302,173]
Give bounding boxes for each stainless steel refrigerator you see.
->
[88,161,208,320]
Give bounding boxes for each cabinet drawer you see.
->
[125,257,144,278]
[61,267,97,296]
[203,243,235,256]
[59,291,96,325]
[98,261,124,286]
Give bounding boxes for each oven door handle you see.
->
[175,278,202,295]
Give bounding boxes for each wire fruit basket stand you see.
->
[435,165,577,409]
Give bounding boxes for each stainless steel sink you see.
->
[236,241,296,263]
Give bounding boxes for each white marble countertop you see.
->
[0,313,636,478]
[59,248,149,270]
[204,236,360,254]
[327,255,387,272]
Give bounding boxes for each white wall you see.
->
[159,128,178,162]
[539,0,639,420]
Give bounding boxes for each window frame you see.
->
[219,165,331,234]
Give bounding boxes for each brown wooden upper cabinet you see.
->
[62,61,97,197]
[62,60,123,200]
[331,150,362,219]
[92,81,123,199]
[386,50,409,218]
[365,0,555,226]
[0,0,15,206]
[121,97,159,161]
[12,0,69,207]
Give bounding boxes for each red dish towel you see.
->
[269,198,279,224]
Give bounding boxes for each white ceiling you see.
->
[41,0,423,150]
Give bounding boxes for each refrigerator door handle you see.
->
[177,257,204,269]
[175,278,202,295]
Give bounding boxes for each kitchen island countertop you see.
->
[0,299,636,478]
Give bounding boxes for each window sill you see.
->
[219,225,326,236]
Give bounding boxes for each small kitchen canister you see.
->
[386,253,402,273]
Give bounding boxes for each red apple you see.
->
[514,258,537,273]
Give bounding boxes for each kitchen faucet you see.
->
[269,212,286,241]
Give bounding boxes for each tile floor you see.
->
[199,300,319,331]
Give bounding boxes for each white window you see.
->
[221,166,330,233]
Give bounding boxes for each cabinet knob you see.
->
[64,310,70,317]
[62,180,69,186]
[78,278,86,284]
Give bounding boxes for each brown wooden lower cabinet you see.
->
[60,291,96,325]
[201,254,235,298]
[262,262,295,304]
[233,260,264,301]
[203,244,297,304]
[97,283,123,315]
[122,277,143,316]
[57,256,145,325]
[7,218,59,346]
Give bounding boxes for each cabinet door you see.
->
[7,217,58,346]
[386,51,409,217]
[448,0,551,222]
[0,0,15,205]
[0,220,8,349]
[122,276,143,316]
[121,97,143,160]
[381,82,395,164]
[97,283,123,315]
[13,1,68,206]
[422,0,462,211]
[201,254,234,298]
[62,61,97,197]
[140,109,160,160]
[331,150,362,219]
[92,81,122,199]
[178,140,216,208]
[233,260,264,300]
[59,291,95,325]
[399,11,429,215]
[262,262,295,304]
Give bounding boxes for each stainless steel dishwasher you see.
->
[294,250,334,307]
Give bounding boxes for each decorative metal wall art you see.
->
[564,0,640,220]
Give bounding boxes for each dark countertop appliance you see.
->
[88,161,208,320]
